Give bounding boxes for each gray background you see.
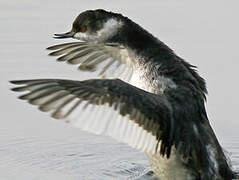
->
[0,0,239,179]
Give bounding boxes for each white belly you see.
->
[130,71,193,179]
[146,149,194,180]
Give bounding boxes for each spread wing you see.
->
[47,42,134,81]
[10,79,174,156]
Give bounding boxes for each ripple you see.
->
[0,131,149,180]
[1,129,239,179]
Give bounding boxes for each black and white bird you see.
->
[10,9,237,179]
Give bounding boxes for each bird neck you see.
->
[110,19,207,99]
[119,19,175,61]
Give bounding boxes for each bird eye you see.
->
[80,25,87,32]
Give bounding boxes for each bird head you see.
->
[54,9,124,43]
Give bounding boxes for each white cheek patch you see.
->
[97,18,123,41]
[73,18,122,42]
[74,32,96,41]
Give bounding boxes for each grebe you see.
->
[10,9,237,179]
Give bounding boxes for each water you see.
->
[0,132,238,180]
[0,129,150,180]
[1,0,239,179]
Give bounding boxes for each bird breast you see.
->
[130,62,177,94]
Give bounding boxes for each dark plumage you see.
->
[10,9,237,179]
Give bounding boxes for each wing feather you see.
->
[47,42,133,81]
[46,42,85,50]
[49,45,87,56]
[11,78,173,155]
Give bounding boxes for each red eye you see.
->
[80,25,87,32]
